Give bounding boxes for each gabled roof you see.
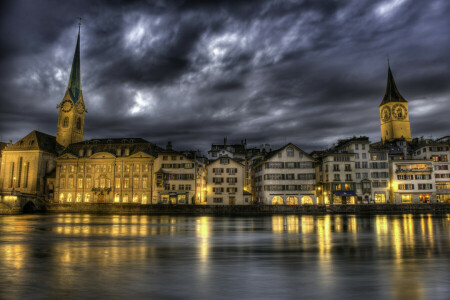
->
[4,131,62,154]
[263,143,313,161]
[380,66,407,106]
[66,28,82,103]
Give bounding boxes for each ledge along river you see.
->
[0,214,449,299]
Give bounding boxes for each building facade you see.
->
[154,144,206,205]
[206,157,249,205]
[254,144,316,205]
[390,160,436,203]
[412,142,450,203]
[54,138,161,204]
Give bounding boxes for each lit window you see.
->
[76,193,82,202]
[59,193,65,202]
[114,193,120,203]
[67,193,72,202]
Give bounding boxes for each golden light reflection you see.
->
[2,244,25,270]
[301,215,314,234]
[317,215,331,256]
[196,216,211,262]
[392,217,402,260]
[347,215,357,234]
[375,215,389,249]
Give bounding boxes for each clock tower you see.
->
[56,25,86,148]
[379,65,411,142]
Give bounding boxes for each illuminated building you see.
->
[253,143,316,205]
[54,138,162,204]
[389,160,436,203]
[206,156,250,205]
[154,142,207,204]
[379,65,412,142]
[412,141,450,203]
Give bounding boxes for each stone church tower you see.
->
[379,65,411,142]
[56,26,86,148]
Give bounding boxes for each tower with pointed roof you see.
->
[56,25,87,148]
[379,65,411,142]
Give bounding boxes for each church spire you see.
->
[67,24,82,103]
[380,64,406,106]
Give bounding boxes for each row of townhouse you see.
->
[1,133,449,206]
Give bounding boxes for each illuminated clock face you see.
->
[76,102,85,114]
[392,104,407,120]
[61,100,73,112]
[381,106,391,122]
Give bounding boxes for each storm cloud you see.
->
[0,0,449,152]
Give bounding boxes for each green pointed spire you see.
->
[67,26,82,103]
[380,65,406,106]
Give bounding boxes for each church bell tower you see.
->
[379,65,411,142]
[56,24,86,148]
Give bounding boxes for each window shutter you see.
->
[227,178,229,183]
[235,168,238,173]
[221,168,224,172]
[226,168,229,173]
[221,187,224,192]
[221,178,224,183]
[213,168,215,173]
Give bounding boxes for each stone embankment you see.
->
[41,203,450,215]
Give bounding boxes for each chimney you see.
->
[166,141,172,151]
[265,144,270,153]
[260,144,264,152]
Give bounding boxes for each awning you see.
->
[334,191,357,197]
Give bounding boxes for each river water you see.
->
[0,214,449,300]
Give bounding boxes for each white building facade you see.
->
[254,144,316,205]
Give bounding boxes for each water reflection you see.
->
[0,214,448,300]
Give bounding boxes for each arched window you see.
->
[301,196,313,205]
[272,196,284,205]
[76,118,81,130]
[115,193,120,203]
[76,193,82,202]
[133,193,139,203]
[142,194,148,204]
[286,196,298,205]
[67,193,72,202]
[84,193,90,202]
[63,117,69,127]
[59,193,65,203]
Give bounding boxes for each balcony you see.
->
[396,168,433,173]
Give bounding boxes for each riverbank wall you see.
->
[37,203,450,215]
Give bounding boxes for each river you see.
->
[0,214,449,299]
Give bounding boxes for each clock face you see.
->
[76,102,85,114]
[381,106,391,122]
[61,100,73,112]
[392,104,407,120]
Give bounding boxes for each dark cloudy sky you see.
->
[1,0,449,153]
